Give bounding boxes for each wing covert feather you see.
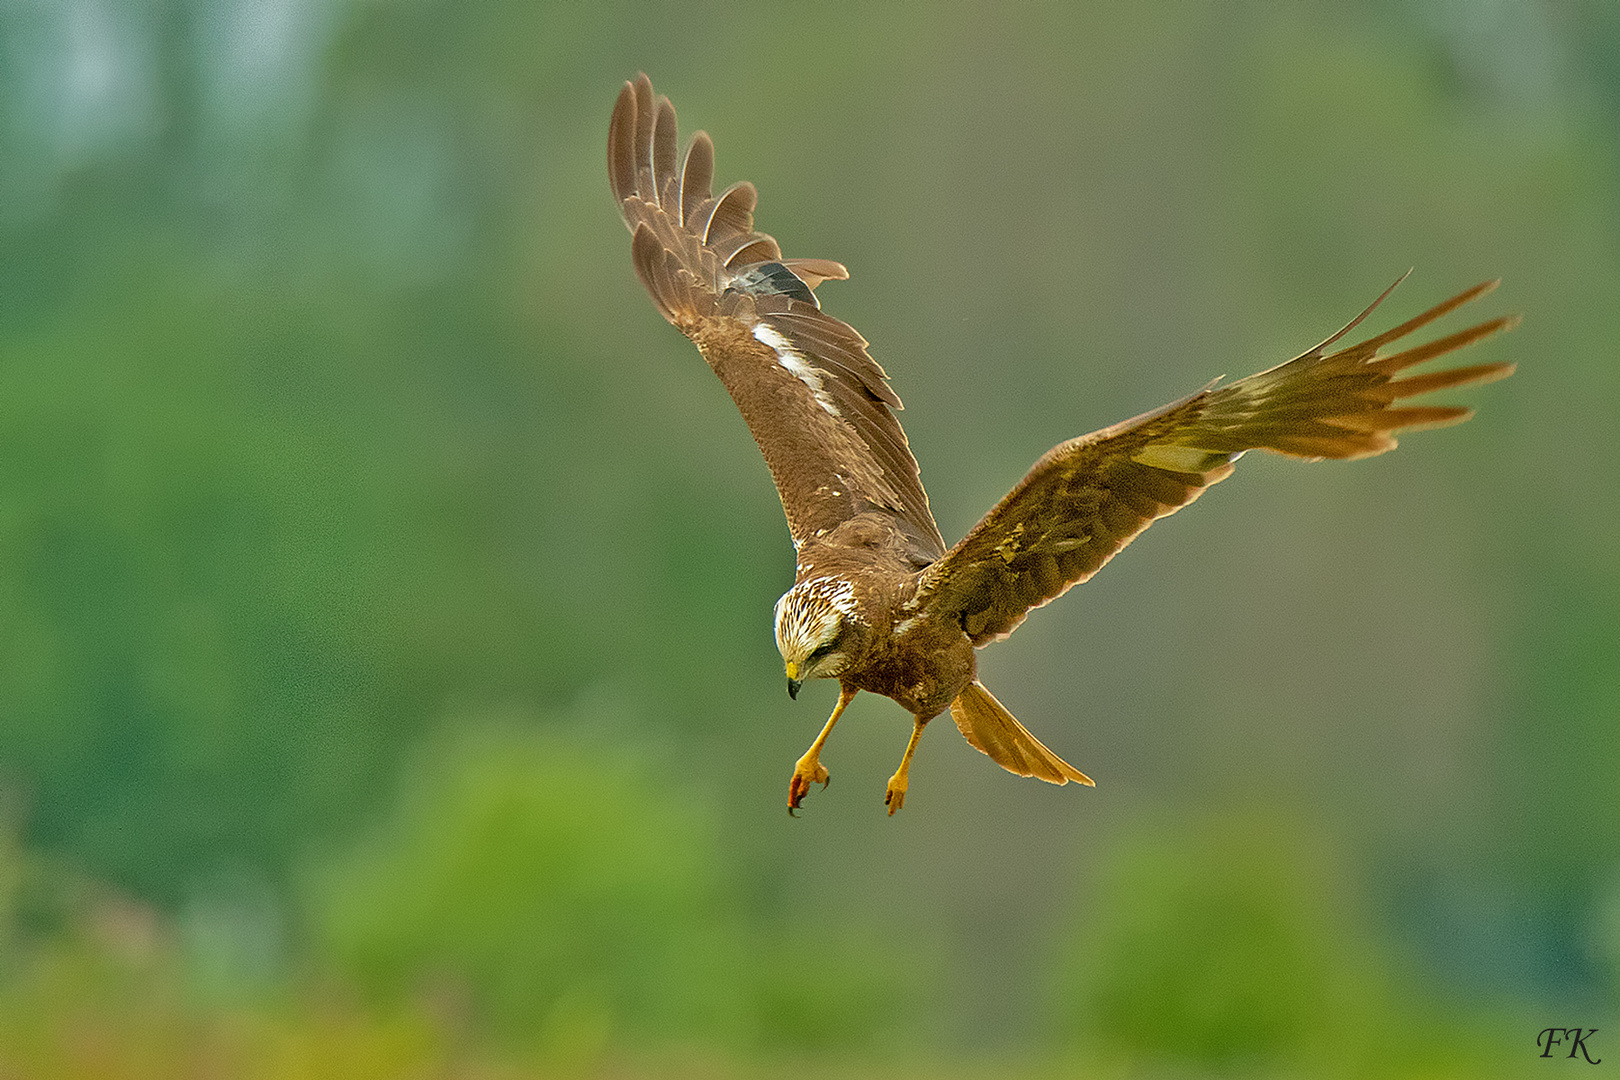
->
[917,278,1516,645]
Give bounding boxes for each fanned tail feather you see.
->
[950,680,1094,786]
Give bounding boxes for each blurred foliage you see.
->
[1051,808,1524,1076]
[0,0,1617,1073]
[305,715,916,1058]
[0,747,923,1078]
[0,808,469,1078]
[308,720,737,1053]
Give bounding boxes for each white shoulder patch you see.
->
[753,323,842,419]
[801,576,858,617]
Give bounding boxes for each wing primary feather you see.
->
[712,232,780,266]
[1323,405,1473,433]
[1386,360,1516,398]
[1289,269,1410,361]
[1344,278,1501,358]
[652,96,678,204]
[1364,316,1518,376]
[608,81,638,207]
[704,181,759,246]
[779,258,850,291]
[680,131,714,226]
[629,224,675,322]
[725,238,786,269]
[632,75,656,197]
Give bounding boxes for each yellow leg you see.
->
[789,685,857,813]
[885,716,928,815]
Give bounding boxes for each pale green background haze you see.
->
[0,1,1616,1076]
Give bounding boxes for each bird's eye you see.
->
[807,643,835,663]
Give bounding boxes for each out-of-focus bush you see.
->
[304,715,743,1054]
[303,715,917,1061]
[1049,807,1518,1077]
[0,772,923,1078]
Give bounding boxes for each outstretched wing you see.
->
[915,276,1517,645]
[609,74,946,559]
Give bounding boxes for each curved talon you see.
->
[884,781,906,815]
[788,758,831,812]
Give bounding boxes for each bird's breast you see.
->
[852,610,975,719]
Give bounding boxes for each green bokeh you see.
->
[0,0,1615,1074]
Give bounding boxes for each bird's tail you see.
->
[949,680,1094,787]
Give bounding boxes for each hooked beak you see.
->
[785,661,802,699]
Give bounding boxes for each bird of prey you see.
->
[608,74,1516,814]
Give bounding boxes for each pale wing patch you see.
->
[1131,443,1235,473]
[753,323,842,419]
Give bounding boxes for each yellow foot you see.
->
[884,773,907,815]
[885,716,926,815]
[788,753,830,813]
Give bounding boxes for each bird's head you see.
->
[773,576,865,698]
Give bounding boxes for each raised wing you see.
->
[609,75,945,559]
[915,276,1517,645]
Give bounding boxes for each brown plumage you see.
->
[609,74,1517,814]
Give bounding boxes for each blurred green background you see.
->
[1,1,1616,1076]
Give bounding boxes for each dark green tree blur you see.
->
[0,1,1616,1075]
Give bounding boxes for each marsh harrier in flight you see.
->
[608,75,1515,814]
